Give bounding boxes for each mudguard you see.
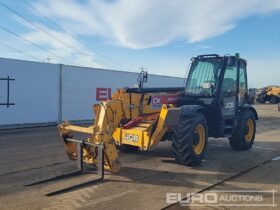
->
[240,104,258,120]
[179,105,206,117]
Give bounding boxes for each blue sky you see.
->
[0,0,280,88]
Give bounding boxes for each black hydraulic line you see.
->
[125,87,184,94]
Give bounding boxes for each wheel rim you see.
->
[193,124,205,155]
[245,119,254,142]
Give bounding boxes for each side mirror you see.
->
[137,70,148,88]
[143,71,148,83]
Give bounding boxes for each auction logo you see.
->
[166,190,277,207]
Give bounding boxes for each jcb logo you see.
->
[124,133,139,142]
[225,102,235,109]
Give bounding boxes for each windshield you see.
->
[185,58,222,96]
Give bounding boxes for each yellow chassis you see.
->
[58,89,181,173]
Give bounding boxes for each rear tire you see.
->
[171,113,208,167]
[116,144,139,153]
[270,95,279,104]
[229,110,256,150]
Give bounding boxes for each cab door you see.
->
[238,61,248,106]
[221,60,238,118]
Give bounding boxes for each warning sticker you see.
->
[151,94,178,109]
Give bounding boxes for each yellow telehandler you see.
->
[256,86,280,104]
[58,54,258,174]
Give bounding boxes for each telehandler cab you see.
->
[58,54,258,174]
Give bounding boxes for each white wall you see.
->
[0,58,184,126]
[62,66,185,121]
[0,58,59,125]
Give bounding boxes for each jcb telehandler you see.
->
[58,54,258,173]
[256,86,280,104]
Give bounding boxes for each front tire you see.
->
[229,110,256,150]
[171,113,208,167]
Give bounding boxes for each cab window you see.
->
[239,62,247,105]
[221,63,237,96]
